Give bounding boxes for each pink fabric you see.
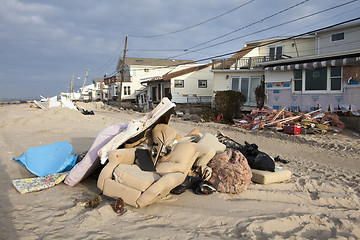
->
[64,123,128,186]
[208,149,252,194]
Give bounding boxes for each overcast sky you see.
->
[1,0,359,100]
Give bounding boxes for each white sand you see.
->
[0,103,359,239]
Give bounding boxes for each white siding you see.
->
[171,66,213,103]
[265,70,293,83]
[317,24,360,55]
[256,37,315,58]
[122,65,177,100]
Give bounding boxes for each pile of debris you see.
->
[234,106,346,134]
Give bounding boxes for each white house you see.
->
[104,57,193,102]
[211,35,315,108]
[141,63,213,105]
[257,21,360,112]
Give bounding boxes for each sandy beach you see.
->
[0,102,359,239]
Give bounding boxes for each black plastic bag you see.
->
[240,142,275,172]
[171,176,216,195]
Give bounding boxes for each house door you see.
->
[231,76,260,106]
[152,86,157,101]
[164,88,171,100]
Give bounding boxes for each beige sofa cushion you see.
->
[156,142,198,175]
[113,164,161,192]
[194,133,226,168]
[251,168,292,184]
[136,172,185,207]
[102,179,141,207]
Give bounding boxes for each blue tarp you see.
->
[13,141,77,177]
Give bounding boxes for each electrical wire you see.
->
[128,0,256,38]
[186,0,310,51]
[126,0,309,54]
[168,0,358,59]
[90,39,125,76]
[104,17,360,78]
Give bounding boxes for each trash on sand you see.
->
[233,107,346,135]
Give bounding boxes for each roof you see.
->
[140,63,211,83]
[123,57,195,66]
[245,35,315,46]
[162,63,211,80]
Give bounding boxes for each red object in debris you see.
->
[217,113,223,122]
[283,123,301,135]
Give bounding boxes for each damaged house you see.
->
[211,35,315,109]
[257,21,360,112]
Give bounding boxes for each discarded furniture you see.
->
[97,124,199,207]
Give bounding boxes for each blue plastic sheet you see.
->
[13,141,77,177]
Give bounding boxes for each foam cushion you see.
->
[113,164,160,192]
[251,168,291,184]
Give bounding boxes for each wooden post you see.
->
[71,74,74,99]
[119,35,128,109]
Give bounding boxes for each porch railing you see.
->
[212,56,272,70]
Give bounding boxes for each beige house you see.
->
[211,35,315,107]
[104,58,193,101]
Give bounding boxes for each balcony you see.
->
[212,56,282,70]
[103,75,132,85]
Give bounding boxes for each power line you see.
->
[90,39,125,76]
[186,0,310,52]
[193,17,360,63]
[105,17,360,78]
[284,5,360,36]
[128,0,309,55]
[168,0,358,59]
[127,49,184,52]
[128,0,256,38]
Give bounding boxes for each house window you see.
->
[198,80,207,88]
[330,66,342,90]
[123,86,131,95]
[293,66,342,93]
[293,69,302,92]
[268,45,283,60]
[331,32,344,42]
[174,80,184,88]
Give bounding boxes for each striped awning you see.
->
[265,56,360,71]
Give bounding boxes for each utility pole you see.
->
[118,35,128,109]
[79,68,90,101]
[71,74,74,99]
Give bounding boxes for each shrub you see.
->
[200,105,218,122]
[214,90,246,123]
[254,78,265,109]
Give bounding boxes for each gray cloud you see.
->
[0,0,359,99]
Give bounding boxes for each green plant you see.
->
[200,105,218,122]
[214,90,246,123]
